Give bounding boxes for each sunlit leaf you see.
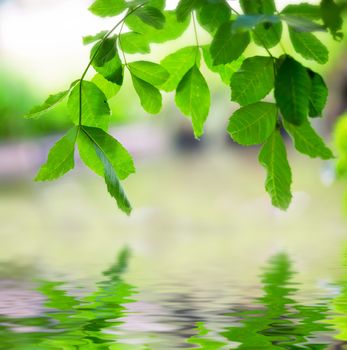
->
[259,130,292,210]
[83,30,107,45]
[89,0,127,17]
[128,61,169,86]
[35,127,77,181]
[230,56,274,106]
[68,81,110,130]
[175,65,210,138]
[281,3,321,21]
[119,32,150,54]
[228,102,277,145]
[78,125,135,180]
[91,74,121,99]
[160,46,199,92]
[131,75,162,114]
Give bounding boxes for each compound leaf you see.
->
[89,0,127,17]
[283,119,333,159]
[175,65,210,138]
[228,102,277,145]
[131,75,162,114]
[128,61,169,86]
[230,56,274,106]
[274,55,310,125]
[259,130,292,210]
[68,81,110,130]
[35,127,77,181]
[160,46,199,92]
[289,29,328,64]
[210,21,250,65]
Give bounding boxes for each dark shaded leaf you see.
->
[197,1,231,33]
[176,0,203,22]
[307,69,328,117]
[274,55,310,125]
[210,21,250,65]
[134,6,165,29]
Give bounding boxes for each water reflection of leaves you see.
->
[221,253,331,349]
[0,247,142,349]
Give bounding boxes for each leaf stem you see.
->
[78,4,144,126]
[192,12,200,63]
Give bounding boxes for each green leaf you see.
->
[134,6,165,29]
[78,127,133,215]
[131,75,162,114]
[78,126,135,180]
[283,119,333,160]
[68,81,110,130]
[25,81,78,119]
[25,90,69,119]
[202,45,243,85]
[119,32,150,54]
[125,10,190,44]
[230,56,274,106]
[289,29,328,64]
[91,37,123,84]
[197,1,231,34]
[281,15,326,32]
[334,114,347,177]
[281,3,321,21]
[160,46,199,92]
[274,55,310,126]
[307,69,328,117]
[35,127,77,181]
[91,74,121,99]
[128,61,169,86]
[258,130,292,210]
[210,21,250,65]
[228,102,277,145]
[83,30,107,45]
[176,0,203,22]
[175,65,210,138]
[320,0,343,40]
[89,0,126,17]
[240,0,276,14]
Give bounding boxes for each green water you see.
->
[1,152,347,349]
[1,247,347,349]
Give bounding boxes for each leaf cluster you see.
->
[26,0,343,212]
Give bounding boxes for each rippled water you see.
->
[1,247,347,349]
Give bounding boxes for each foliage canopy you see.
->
[26,0,346,213]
